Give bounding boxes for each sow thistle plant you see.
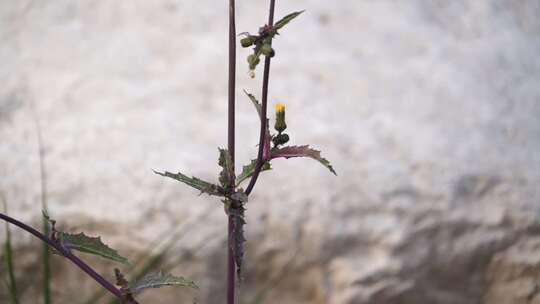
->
[0,1,335,304]
[156,2,335,303]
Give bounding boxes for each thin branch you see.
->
[245,0,276,196]
[0,213,139,304]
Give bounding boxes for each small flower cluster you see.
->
[240,11,304,77]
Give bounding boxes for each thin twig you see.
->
[245,0,276,196]
[0,213,139,304]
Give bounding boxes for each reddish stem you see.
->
[227,0,237,303]
[245,0,276,196]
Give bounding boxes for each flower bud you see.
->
[279,133,289,144]
[272,133,290,146]
[274,103,287,132]
[247,54,260,70]
[240,36,256,48]
[260,43,275,57]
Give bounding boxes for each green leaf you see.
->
[87,218,199,304]
[218,148,235,189]
[270,145,337,175]
[236,159,272,186]
[273,11,305,32]
[241,89,273,160]
[58,232,129,264]
[128,271,198,295]
[248,50,263,71]
[243,89,262,119]
[154,170,224,197]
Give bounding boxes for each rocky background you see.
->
[1,1,540,303]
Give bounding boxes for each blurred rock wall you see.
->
[1,0,540,303]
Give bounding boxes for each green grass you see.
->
[2,196,19,304]
[33,108,52,304]
[84,206,216,304]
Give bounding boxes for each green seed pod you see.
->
[260,43,275,57]
[240,36,256,48]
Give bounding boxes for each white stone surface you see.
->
[1,1,540,303]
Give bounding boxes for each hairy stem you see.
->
[0,213,138,304]
[227,0,237,303]
[245,0,276,196]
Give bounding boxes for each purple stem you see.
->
[245,0,276,196]
[0,213,138,304]
[227,0,237,303]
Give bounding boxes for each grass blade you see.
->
[2,196,19,304]
[32,104,52,304]
[85,206,215,304]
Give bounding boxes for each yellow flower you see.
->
[274,103,287,132]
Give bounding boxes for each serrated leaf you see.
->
[58,232,129,264]
[270,145,337,175]
[229,206,246,279]
[154,170,224,197]
[242,89,272,161]
[128,271,198,295]
[273,11,304,32]
[243,89,262,119]
[236,159,272,186]
[218,148,235,189]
